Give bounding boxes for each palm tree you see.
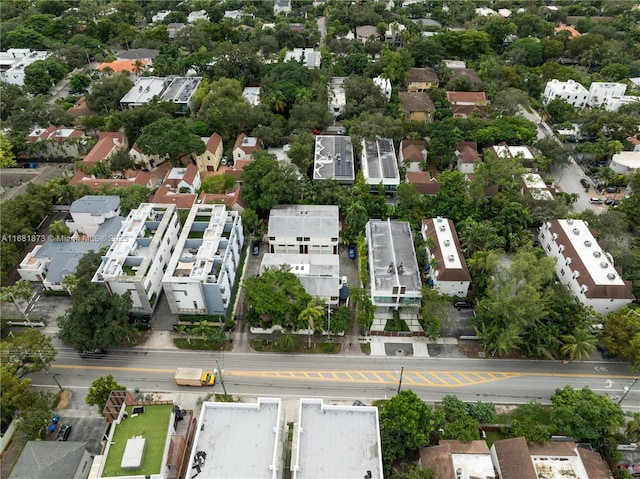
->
[560,328,597,362]
[625,413,640,443]
[298,301,324,348]
[493,323,522,357]
[61,274,78,295]
[266,91,287,114]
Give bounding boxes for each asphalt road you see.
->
[33,347,639,410]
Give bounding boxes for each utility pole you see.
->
[618,377,638,405]
[397,367,404,394]
[215,359,228,397]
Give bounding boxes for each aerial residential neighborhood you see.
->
[1,1,640,478]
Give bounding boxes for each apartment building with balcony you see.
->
[92,204,180,314]
[162,203,243,316]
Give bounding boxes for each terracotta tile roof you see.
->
[182,163,199,185]
[399,91,435,113]
[456,142,480,164]
[451,103,486,117]
[446,91,487,104]
[419,444,454,479]
[576,448,610,479]
[233,133,263,155]
[69,169,151,190]
[151,190,197,209]
[27,125,85,144]
[449,68,482,84]
[408,67,439,84]
[440,440,490,454]
[82,132,126,167]
[201,185,247,210]
[492,437,537,479]
[626,135,640,146]
[554,25,581,39]
[206,132,223,153]
[67,97,93,117]
[219,159,253,182]
[401,140,427,162]
[406,171,440,195]
[97,60,147,74]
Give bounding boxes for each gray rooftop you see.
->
[116,48,159,60]
[187,399,281,479]
[261,253,340,298]
[367,219,422,293]
[293,399,383,479]
[313,135,355,183]
[9,441,89,479]
[31,216,123,283]
[161,76,202,103]
[268,205,339,239]
[362,138,400,185]
[69,195,120,216]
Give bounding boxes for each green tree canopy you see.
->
[243,266,311,329]
[550,385,625,446]
[0,329,56,378]
[200,173,236,194]
[86,374,126,413]
[601,307,640,370]
[86,73,134,114]
[379,390,434,476]
[136,118,205,165]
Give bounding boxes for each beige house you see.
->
[399,91,435,121]
[407,67,439,92]
[194,132,224,172]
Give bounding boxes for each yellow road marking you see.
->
[50,365,636,387]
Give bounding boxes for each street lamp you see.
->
[215,359,228,397]
[618,378,638,406]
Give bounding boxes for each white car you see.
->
[340,276,348,287]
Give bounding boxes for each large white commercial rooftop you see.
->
[361,138,400,187]
[292,399,383,479]
[187,399,281,479]
[313,135,355,184]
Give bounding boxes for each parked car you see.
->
[79,347,106,358]
[251,243,260,256]
[605,185,620,193]
[348,245,356,259]
[604,197,616,205]
[453,300,474,310]
[589,198,603,204]
[57,425,72,441]
[580,178,590,188]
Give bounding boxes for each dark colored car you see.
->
[57,424,72,441]
[79,347,106,358]
[453,301,474,310]
[605,185,620,193]
[579,179,590,188]
[604,197,616,205]
[251,243,260,256]
[348,245,356,259]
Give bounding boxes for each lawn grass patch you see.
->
[101,404,173,477]
[251,339,341,354]
[360,342,371,355]
[174,338,232,351]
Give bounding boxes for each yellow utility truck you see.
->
[174,368,215,386]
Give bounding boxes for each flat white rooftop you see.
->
[522,173,553,201]
[188,399,281,479]
[293,399,383,479]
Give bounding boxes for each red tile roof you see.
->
[406,171,440,195]
[218,160,253,182]
[82,132,126,167]
[69,169,150,190]
[554,25,581,38]
[446,91,487,104]
[233,133,263,155]
[27,125,85,144]
[201,186,247,210]
[67,97,93,117]
[97,60,147,74]
[151,190,197,209]
[206,132,223,153]
[401,140,427,162]
[492,437,537,479]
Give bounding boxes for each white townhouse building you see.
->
[542,79,588,108]
[0,49,49,86]
[366,219,422,331]
[538,219,634,315]
[162,203,243,316]
[267,205,339,255]
[66,195,121,237]
[421,218,471,297]
[587,82,627,108]
[361,138,400,192]
[313,135,355,185]
[93,203,180,314]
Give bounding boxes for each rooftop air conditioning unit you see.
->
[448,255,455,262]
[439,225,446,231]
[607,273,616,280]
[444,240,450,247]
[584,240,592,247]
[593,251,602,258]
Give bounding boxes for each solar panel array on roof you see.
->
[364,139,381,179]
[313,136,354,182]
[379,138,397,179]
